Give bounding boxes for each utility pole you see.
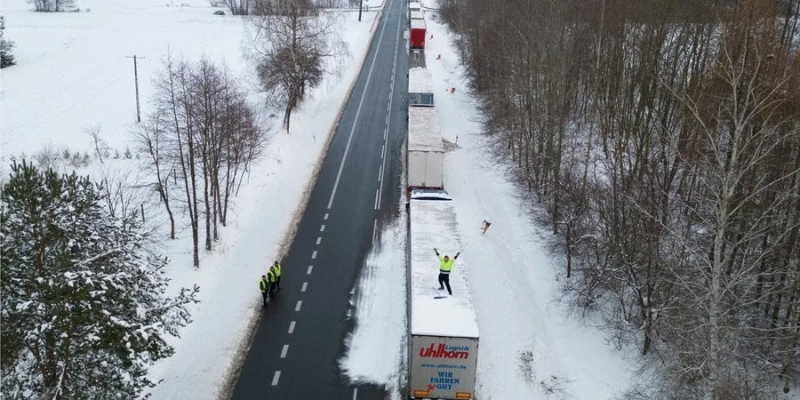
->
[126,55,145,123]
[358,0,363,21]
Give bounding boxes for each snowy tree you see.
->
[0,161,199,399]
[250,0,347,132]
[0,16,16,68]
[29,0,76,12]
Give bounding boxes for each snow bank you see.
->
[340,219,407,390]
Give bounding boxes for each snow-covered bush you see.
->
[0,161,199,398]
[0,16,15,68]
[29,0,76,12]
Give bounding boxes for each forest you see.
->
[439,0,800,397]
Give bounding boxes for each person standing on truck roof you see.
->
[271,261,282,291]
[259,275,270,307]
[435,248,460,295]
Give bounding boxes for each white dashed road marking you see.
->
[272,371,281,386]
[288,321,296,334]
[316,237,322,245]
[295,300,303,312]
[320,224,326,232]
[281,345,289,359]
[307,265,313,275]
[312,250,318,259]
[301,282,308,292]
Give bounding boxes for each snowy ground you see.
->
[340,216,408,400]
[341,9,636,400]
[1,0,382,398]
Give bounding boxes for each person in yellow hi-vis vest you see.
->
[259,275,270,308]
[434,248,460,295]
[266,269,277,298]
[270,261,282,292]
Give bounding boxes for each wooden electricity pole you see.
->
[126,55,145,123]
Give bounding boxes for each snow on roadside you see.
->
[340,215,408,399]
[422,12,636,400]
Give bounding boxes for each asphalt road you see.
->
[230,0,409,398]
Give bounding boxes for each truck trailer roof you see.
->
[409,199,479,338]
[408,107,443,153]
[408,67,433,95]
[410,19,426,30]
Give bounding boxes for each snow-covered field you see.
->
[1,0,382,398]
[341,9,636,400]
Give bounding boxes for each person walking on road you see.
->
[260,275,270,307]
[271,261,282,291]
[267,268,277,298]
[435,248,460,295]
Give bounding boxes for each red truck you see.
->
[410,19,426,49]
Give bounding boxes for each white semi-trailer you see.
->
[408,67,434,107]
[407,107,444,190]
[407,191,479,400]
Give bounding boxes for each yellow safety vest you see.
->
[272,264,282,277]
[267,270,276,282]
[260,278,269,291]
[439,257,455,274]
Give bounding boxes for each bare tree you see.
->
[154,55,201,267]
[250,0,347,132]
[133,111,177,240]
[670,6,800,395]
[86,125,110,165]
[146,54,266,266]
[96,168,143,221]
[224,0,250,15]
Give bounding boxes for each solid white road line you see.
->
[307,265,313,275]
[281,345,289,359]
[372,219,378,245]
[301,282,308,292]
[288,321,296,334]
[316,237,322,245]
[353,388,358,400]
[295,300,303,312]
[324,213,329,220]
[312,250,318,259]
[326,4,393,210]
[374,189,379,209]
[320,224,326,232]
[272,371,281,386]
[378,164,383,181]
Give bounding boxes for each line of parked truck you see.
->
[404,5,480,399]
[408,1,427,49]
